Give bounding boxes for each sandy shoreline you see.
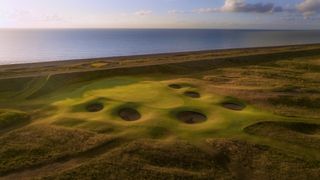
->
[1,43,320,79]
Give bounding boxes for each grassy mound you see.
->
[40,139,320,180]
[0,125,116,175]
[244,121,320,149]
[268,96,320,109]
[0,109,30,131]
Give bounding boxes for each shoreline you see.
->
[1,43,320,79]
[1,43,320,67]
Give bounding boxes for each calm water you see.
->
[1,29,320,65]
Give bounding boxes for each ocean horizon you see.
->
[1,29,320,65]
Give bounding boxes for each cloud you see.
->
[134,10,152,16]
[193,0,283,14]
[42,14,64,22]
[2,10,32,19]
[168,10,187,15]
[221,0,283,13]
[169,8,218,15]
[193,8,217,14]
[0,10,65,23]
[297,0,320,17]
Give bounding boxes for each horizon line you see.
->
[0,27,320,31]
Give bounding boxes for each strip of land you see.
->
[1,43,320,79]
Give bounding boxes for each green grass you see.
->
[39,77,272,142]
[0,46,320,179]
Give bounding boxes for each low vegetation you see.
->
[0,109,30,131]
[0,45,319,179]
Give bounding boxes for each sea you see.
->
[1,29,320,65]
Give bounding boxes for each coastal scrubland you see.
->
[0,44,320,179]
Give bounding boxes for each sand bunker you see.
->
[168,84,182,89]
[222,102,245,111]
[184,91,200,98]
[118,108,141,121]
[176,111,207,124]
[86,103,104,112]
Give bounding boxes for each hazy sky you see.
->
[0,0,319,29]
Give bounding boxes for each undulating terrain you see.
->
[0,45,320,179]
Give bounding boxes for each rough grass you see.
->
[268,95,320,109]
[0,125,114,176]
[244,121,320,150]
[41,139,320,180]
[0,45,320,179]
[0,109,30,131]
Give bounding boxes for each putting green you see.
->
[45,77,276,140]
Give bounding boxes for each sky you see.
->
[0,0,319,29]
